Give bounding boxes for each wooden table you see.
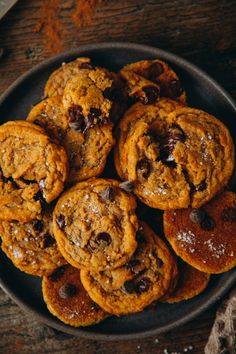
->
[0,1,235,353]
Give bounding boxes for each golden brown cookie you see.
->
[42,264,108,327]
[53,178,138,272]
[0,211,66,276]
[80,221,177,315]
[0,121,68,222]
[161,261,210,303]
[44,57,93,97]
[121,59,186,104]
[163,191,236,273]
[27,96,115,183]
[115,104,234,209]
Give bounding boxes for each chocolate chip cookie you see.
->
[44,57,93,97]
[120,59,186,104]
[53,178,138,272]
[42,264,108,327]
[115,104,234,209]
[161,261,210,303]
[0,211,66,276]
[0,121,68,221]
[27,95,116,183]
[80,221,177,315]
[163,191,236,273]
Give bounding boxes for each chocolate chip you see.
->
[39,179,46,191]
[221,207,236,222]
[68,104,83,122]
[88,107,102,120]
[119,180,134,192]
[190,209,207,224]
[49,265,68,281]
[140,85,159,105]
[42,234,56,248]
[122,280,136,294]
[33,220,44,232]
[136,159,151,178]
[195,180,207,192]
[101,186,115,201]
[33,190,45,203]
[95,232,112,248]
[79,62,94,70]
[167,79,183,98]
[58,283,77,299]
[149,62,164,80]
[200,216,215,231]
[126,259,141,273]
[159,124,185,166]
[56,214,66,230]
[136,277,152,294]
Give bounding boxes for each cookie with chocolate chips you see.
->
[120,59,186,104]
[42,264,108,327]
[27,95,115,183]
[163,191,236,273]
[115,103,234,209]
[80,221,177,315]
[0,211,66,276]
[53,178,138,272]
[161,260,210,303]
[44,57,93,97]
[0,121,68,222]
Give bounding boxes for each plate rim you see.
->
[0,41,235,340]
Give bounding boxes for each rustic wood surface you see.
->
[0,0,235,353]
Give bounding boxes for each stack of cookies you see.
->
[0,56,235,327]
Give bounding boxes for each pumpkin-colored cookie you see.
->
[80,222,177,315]
[42,264,108,327]
[0,121,68,222]
[163,191,236,273]
[161,261,210,303]
[53,178,138,272]
[115,104,234,209]
[0,211,65,276]
[120,59,186,104]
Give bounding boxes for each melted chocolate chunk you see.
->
[42,234,56,248]
[140,85,159,105]
[49,265,68,281]
[33,220,44,232]
[136,159,151,178]
[200,216,215,231]
[189,209,207,224]
[33,190,45,203]
[88,107,102,120]
[149,62,164,80]
[58,283,77,299]
[221,207,236,222]
[68,104,83,122]
[126,259,141,273]
[195,180,207,192]
[101,186,115,201]
[119,180,134,192]
[122,280,136,294]
[95,232,112,248]
[56,214,66,230]
[159,124,185,166]
[136,277,152,294]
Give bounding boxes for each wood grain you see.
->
[0,0,235,353]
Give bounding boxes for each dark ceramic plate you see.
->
[0,42,235,340]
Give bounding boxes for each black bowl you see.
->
[0,42,235,340]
